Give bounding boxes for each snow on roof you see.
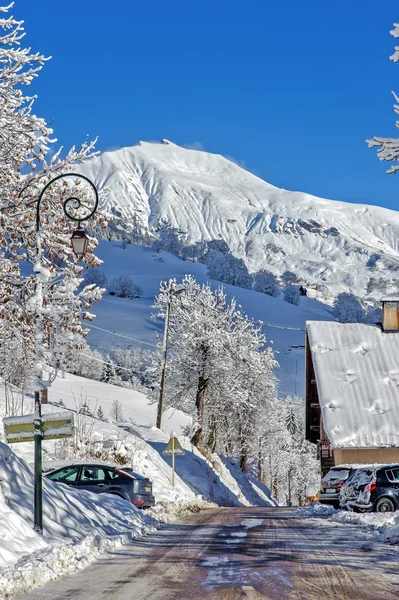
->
[307,321,399,449]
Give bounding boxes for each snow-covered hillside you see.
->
[79,140,399,296]
[86,241,333,397]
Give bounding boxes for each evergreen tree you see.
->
[102,355,116,383]
[97,406,105,420]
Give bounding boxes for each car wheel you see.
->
[375,497,395,513]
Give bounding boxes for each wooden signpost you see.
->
[163,433,185,487]
[3,411,74,534]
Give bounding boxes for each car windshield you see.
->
[322,469,349,483]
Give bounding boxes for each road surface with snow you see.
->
[18,507,399,600]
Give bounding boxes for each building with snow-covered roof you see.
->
[305,300,399,474]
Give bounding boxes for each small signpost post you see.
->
[162,432,185,487]
[3,411,74,534]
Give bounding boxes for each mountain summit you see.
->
[79,141,399,296]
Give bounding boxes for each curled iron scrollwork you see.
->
[36,173,99,231]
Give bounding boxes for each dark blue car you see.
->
[45,463,155,508]
[341,464,399,513]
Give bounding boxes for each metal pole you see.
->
[156,281,173,429]
[172,436,175,488]
[34,390,43,534]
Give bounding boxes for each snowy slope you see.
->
[79,140,399,296]
[86,241,334,397]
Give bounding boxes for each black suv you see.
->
[340,464,399,513]
[319,465,359,507]
[45,463,155,508]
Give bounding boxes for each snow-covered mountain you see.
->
[79,140,399,296]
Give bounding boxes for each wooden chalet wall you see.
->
[305,331,334,475]
[305,332,320,444]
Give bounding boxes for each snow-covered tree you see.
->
[206,250,252,288]
[153,275,277,456]
[367,22,399,173]
[281,271,297,285]
[101,355,116,383]
[253,269,281,297]
[97,406,105,421]
[110,399,124,422]
[283,284,300,305]
[366,277,388,296]
[0,5,106,385]
[153,221,184,255]
[108,275,142,298]
[333,293,365,323]
[65,345,103,380]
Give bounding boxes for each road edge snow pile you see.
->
[296,502,399,544]
[0,442,158,597]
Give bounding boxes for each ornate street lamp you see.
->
[71,228,89,259]
[32,172,98,534]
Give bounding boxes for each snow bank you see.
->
[0,442,157,597]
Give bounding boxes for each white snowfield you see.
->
[79,140,399,296]
[87,241,334,397]
[0,373,275,596]
[307,320,399,448]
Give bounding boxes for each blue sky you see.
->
[17,0,399,210]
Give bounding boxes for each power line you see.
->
[85,323,158,347]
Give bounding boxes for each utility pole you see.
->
[156,281,173,430]
[156,281,183,429]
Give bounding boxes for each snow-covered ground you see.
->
[85,241,334,397]
[0,373,275,597]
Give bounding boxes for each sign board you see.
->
[163,436,185,456]
[3,411,74,444]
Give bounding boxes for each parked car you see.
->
[339,464,399,513]
[45,463,155,508]
[319,465,359,507]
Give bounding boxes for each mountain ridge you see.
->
[79,140,399,297]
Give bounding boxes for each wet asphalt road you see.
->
[18,507,399,600]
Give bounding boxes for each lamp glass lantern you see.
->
[71,228,88,259]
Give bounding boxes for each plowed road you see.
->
[19,507,399,599]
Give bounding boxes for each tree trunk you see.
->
[191,374,208,449]
[206,414,217,453]
[240,449,248,474]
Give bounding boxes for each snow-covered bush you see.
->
[333,293,365,323]
[206,250,252,288]
[283,284,300,305]
[253,269,281,297]
[108,275,143,298]
[84,268,108,288]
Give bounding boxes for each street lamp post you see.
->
[156,280,183,430]
[33,173,98,534]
